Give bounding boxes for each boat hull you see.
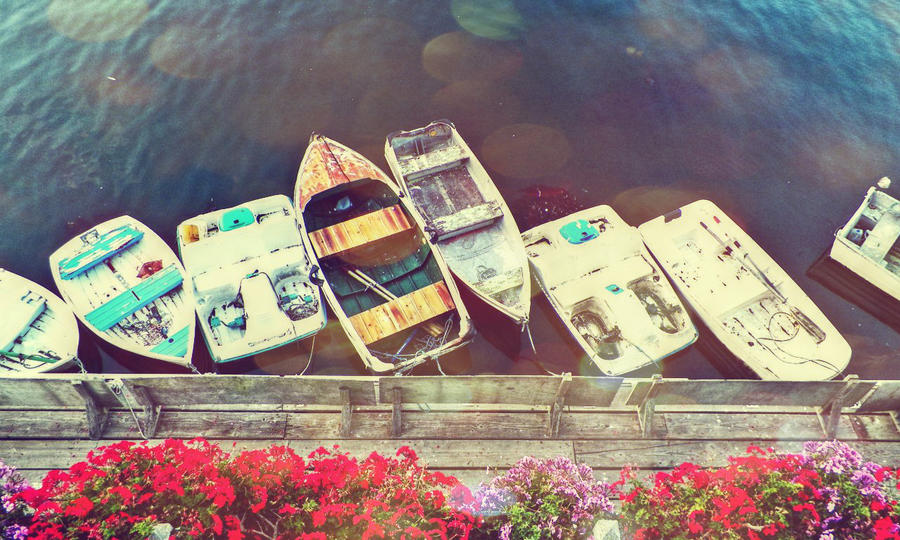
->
[296,134,474,374]
[177,195,326,365]
[523,205,697,375]
[639,200,851,380]
[829,187,900,302]
[385,120,531,326]
[49,216,195,367]
[0,269,79,373]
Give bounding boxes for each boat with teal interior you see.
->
[295,133,474,374]
[522,205,697,375]
[0,268,79,373]
[49,216,195,368]
[384,120,531,326]
[177,195,326,364]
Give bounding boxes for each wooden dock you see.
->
[2,374,900,488]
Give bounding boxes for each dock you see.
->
[2,374,900,488]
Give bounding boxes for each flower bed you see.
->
[9,439,900,539]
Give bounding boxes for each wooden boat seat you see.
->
[348,281,455,344]
[427,201,503,241]
[0,290,45,351]
[85,265,183,331]
[309,205,413,259]
[398,145,468,180]
[59,226,144,280]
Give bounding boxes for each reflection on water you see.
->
[2,0,899,377]
[47,0,148,42]
[422,31,522,83]
[481,124,572,180]
[450,0,524,41]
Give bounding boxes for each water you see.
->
[1,0,898,377]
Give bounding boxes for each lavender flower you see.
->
[0,460,31,540]
[472,456,614,539]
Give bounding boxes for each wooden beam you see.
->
[820,375,859,439]
[547,373,572,438]
[392,388,402,438]
[637,375,661,438]
[71,381,107,440]
[340,387,352,437]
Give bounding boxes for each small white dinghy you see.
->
[639,200,851,380]
[522,205,697,375]
[177,195,326,365]
[385,120,530,325]
[0,269,79,373]
[830,177,900,302]
[49,216,195,368]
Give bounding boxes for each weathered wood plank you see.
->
[564,377,625,407]
[856,381,900,412]
[625,379,873,409]
[659,412,856,440]
[0,410,89,439]
[379,376,564,406]
[848,414,900,440]
[0,378,90,407]
[575,440,900,469]
[558,412,645,439]
[109,375,378,406]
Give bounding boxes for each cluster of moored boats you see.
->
[3,120,898,379]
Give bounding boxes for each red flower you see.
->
[64,496,94,518]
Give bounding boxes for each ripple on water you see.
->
[789,129,894,193]
[450,0,524,41]
[637,15,708,54]
[481,123,572,180]
[47,0,148,42]
[150,23,247,79]
[422,31,522,83]
[430,80,522,140]
[318,18,422,89]
[235,84,334,149]
[693,45,778,97]
[72,60,158,107]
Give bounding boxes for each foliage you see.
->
[17,439,480,539]
[618,442,900,540]
[465,456,615,540]
[0,459,30,540]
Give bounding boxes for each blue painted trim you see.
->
[85,265,183,331]
[150,325,191,358]
[59,226,144,280]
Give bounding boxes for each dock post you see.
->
[107,379,161,439]
[71,380,108,440]
[547,372,572,438]
[820,375,860,439]
[637,375,661,438]
[340,387,352,437]
[391,388,402,438]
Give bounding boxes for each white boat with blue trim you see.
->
[49,216,195,368]
[0,268,79,373]
[522,205,697,375]
[639,199,851,380]
[177,195,326,365]
[385,120,531,326]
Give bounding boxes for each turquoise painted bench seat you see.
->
[86,265,183,331]
[59,226,144,280]
[149,325,191,358]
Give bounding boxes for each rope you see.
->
[522,322,537,354]
[110,382,148,440]
[297,334,316,376]
[73,356,87,374]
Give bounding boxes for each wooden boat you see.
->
[522,205,697,375]
[830,179,900,302]
[638,200,851,380]
[0,269,79,373]
[177,195,326,364]
[384,120,530,325]
[49,216,195,368]
[295,133,474,374]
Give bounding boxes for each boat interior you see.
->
[846,190,900,271]
[181,204,320,357]
[303,179,459,364]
